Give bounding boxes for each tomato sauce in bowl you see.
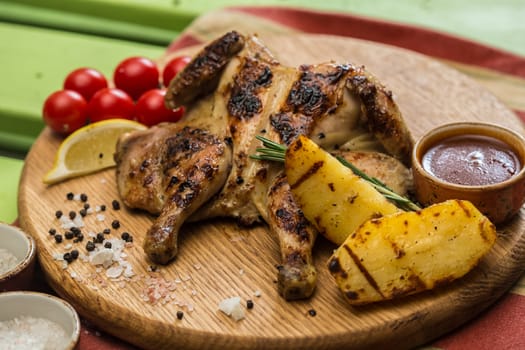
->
[421,134,521,186]
[412,122,525,224]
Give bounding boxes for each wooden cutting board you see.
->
[18,34,525,350]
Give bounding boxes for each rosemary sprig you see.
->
[251,135,420,211]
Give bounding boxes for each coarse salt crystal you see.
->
[218,296,245,321]
[96,214,105,222]
[72,215,84,228]
[0,315,69,350]
[0,248,19,275]
[106,265,123,279]
[89,248,114,266]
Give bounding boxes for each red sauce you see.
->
[422,134,520,186]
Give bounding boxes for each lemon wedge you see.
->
[43,119,147,184]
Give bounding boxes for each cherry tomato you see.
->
[42,90,88,135]
[135,89,184,126]
[87,88,135,122]
[63,67,108,101]
[113,57,159,100]
[162,55,191,87]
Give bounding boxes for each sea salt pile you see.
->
[0,248,19,275]
[0,316,69,350]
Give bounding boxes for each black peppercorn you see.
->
[69,211,76,220]
[121,232,133,242]
[80,193,88,202]
[104,242,112,249]
[66,192,74,200]
[54,234,63,243]
[100,204,106,211]
[63,252,73,263]
[111,220,120,229]
[96,232,105,243]
[55,210,63,219]
[73,234,84,243]
[112,200,121,210]
[176,311,184,320]
[86,241,95,251]
[48,228,56,236]
[246,300,254,309]
[79,208,87,217]
[71,249,79,260]
[83,203,90,210]
[308,309,317,317]
[103,228,111,235]
[65,231,74,240]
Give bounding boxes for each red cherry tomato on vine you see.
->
[87,88,135,122]
[135,89,184,126]
[113,57,159,100]
[42,90,88,135]
[162,55,191,87]
[63,67,108,101]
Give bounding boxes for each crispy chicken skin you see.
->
[115,31,414,300]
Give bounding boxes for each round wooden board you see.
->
[19,33,525,350]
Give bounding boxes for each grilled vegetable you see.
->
[284,135,401,245]
[327,199,497,305]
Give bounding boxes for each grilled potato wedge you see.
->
[328,199,497,305]
[285,135,400,245]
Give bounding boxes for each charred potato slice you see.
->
[285,135,400,245]
[328,199,497,305]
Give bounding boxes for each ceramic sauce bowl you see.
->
[0,222,37,291]
[412,122,525,224]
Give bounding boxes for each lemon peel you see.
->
[43,119,147,184]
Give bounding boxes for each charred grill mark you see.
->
[289,161,324,190]
[228,58,273,120]
[140,159,150,172]
[271,175,311,243]
[160,126,225,208]
[143,175,154,186]
[285,64,348,116]
[457,199,472,218]
[479,218,495,243]
[166,31,245,108]
[285,250,307,267]
[168,176,179,187]
[270,64,348,145]
[328,257,347,278]
[391,241,406,259]
[390,272,426,298]
[343,244,384,298]
[274,208,311,243]
[270,112,310,145]
[255,66,273,86]
[287,77,324,115]
[228,90,262,119]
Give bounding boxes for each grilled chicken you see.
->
[115,31,414,300]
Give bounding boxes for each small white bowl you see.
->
[0,291,80,350]
[0,222,37,291]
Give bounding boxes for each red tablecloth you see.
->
[34,6,525,349]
